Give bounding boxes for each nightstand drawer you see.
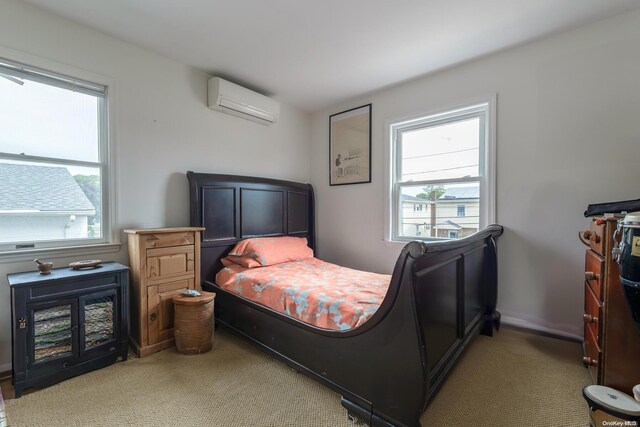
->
[144,232,195,249]
[146,246,195,280]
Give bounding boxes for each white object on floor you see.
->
[583,385,640,418]
[633,384,640,402]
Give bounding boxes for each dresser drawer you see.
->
[146,246,195,281]
[584,283,601,340]
[589,220,606,256]
[144,232,195,249]
[585,250,604,300]
[583,323,601,380]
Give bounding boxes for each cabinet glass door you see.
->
[31,302,76,364]
[80,289,118,353]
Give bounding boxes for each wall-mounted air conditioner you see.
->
[207,77,280,126]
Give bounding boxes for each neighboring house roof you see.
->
[401,194,427,203]
[438,186,479,201]
[436,220,462,230]
[0,163,95,213]
[401,187,479,204]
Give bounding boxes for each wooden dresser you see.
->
[581,217,640,394]
[125,227,204,357]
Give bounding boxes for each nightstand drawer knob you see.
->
[150,313,157,322]
[583,314,598,324]
[582,356,598,367]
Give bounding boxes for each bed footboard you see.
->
[409,225,503,402]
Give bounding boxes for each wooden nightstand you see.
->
[125,227,204,357]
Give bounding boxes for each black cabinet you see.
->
[7,262,129,397]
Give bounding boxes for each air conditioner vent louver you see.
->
[208,77,280,125]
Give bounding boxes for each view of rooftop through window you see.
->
[392,104,486,240]
[0,63,106,248]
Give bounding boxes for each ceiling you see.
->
[21,0,640,112]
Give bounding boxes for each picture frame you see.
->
[329,103,372,186]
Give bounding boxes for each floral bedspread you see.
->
[215,257,391,330]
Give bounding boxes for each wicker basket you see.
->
[173,291,215,355]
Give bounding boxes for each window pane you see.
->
[0,76,100,162]
[400,117,479,182]
[0,160,102,243]
[399,182,479,239]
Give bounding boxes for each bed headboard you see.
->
[187,171,315,285]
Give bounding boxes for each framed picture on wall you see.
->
[329,104,372,186]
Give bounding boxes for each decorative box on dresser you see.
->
[581,217,640,394]
[125,227,205,357]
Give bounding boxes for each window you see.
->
[0,57,111,252]
[388,99,495,241]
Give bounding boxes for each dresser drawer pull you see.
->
[583,314,598,324]
[585,271,600,281]
[582,356,598,367]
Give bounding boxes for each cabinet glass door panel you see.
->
[79,288,118,353]
[84,296,114,349]
[32,304,73,363]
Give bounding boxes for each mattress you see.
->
[215,257,391,330]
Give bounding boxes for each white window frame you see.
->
[384,96,496,243]
[0,49,119,261]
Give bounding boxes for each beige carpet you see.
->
[5,328,590,426]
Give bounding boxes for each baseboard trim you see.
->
[0,365,11,380]
[501,315,583,343]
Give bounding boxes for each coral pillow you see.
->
[221,255,261,269]
[226,236,313,267]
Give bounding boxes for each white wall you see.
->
[310,10,640,340]
[0,0,310,371]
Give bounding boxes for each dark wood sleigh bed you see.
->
[187,171,503,427]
